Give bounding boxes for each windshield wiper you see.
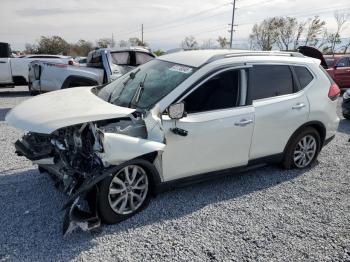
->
[129,73,147,108]
[107,68,141,102]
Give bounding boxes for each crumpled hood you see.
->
[6,87,135,134]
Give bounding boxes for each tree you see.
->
[304,16,326,46]
[25,43,38,54]
[181,36,198,50]
[119,40,129,47]
[217,36,229,48]
[153,49,165,56]
[292,21,306,50]
[329,12,349,55]
[33,36,70,55]
[275,17,298,51]
[128,37,146,47]
[201,39,216,49]
[249,18,280,50]
[96,38,113,48]
[71,40,94,56]
[342,39,350,54]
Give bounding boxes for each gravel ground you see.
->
[0,87,349,262]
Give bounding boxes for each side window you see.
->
[184,70,241,114]
[293,66,314,89]
[110,52,130,65]
[336,57,349,68]
[250,65,294,101]
[135,52,154,65]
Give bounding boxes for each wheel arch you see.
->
[283,121,326,156]
[61,75,98,89]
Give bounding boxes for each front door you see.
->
[161,68,255,181]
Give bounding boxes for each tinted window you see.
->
[326,58,335,67]
[184,70,240,113]
[135,52,154,65]
[336,57,349,67]
[293,66,314,89]
[250,65,294,101]
[111,52,130,65]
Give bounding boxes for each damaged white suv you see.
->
[6,49,340,234]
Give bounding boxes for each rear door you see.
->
[333,57,350,88]
[248,64,310,160]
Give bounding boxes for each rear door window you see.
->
[249,65,294,101]
[293,66,314,89]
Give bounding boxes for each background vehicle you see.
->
[74,56,87,66]
[6,50,339,234]
[28,47,155,94]
[342,89,350,119]
[0,42,74,86]
[298,46,350,90]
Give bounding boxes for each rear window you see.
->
[293,66,314,89]
[110,52,130,65]
[249,65,294,101]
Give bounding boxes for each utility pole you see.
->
[229,0,236,48]
[111,33,115,47]
[141,24,144,45]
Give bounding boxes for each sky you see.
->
[1,0,350,51]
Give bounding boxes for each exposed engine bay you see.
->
[14,113,164,235]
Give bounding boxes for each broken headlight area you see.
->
[15,116,149,235]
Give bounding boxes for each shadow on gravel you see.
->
[0,108,11,121]
[0,164,308,261]
[337,119,350,135]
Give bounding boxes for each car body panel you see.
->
[5,86,135,134]
[97,133,165,166]
[161,106,255,181]
[250,91,310,159]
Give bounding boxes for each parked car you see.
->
[6,49,340,234]
[298,46,350,90]
[28,47,155,95]
[342,89,350,119]
[0,42,74,86]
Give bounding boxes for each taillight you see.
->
[328,83,340,101]
[68,60,74,66]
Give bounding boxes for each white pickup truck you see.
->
[28,47,155,94]
[0,42,74,87]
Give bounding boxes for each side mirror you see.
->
[168,102,186,120]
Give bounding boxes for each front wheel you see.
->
[98,163,151,224]
[282,127,321,169]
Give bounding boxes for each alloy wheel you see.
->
[108,165,148,215]
[293,135,317,168]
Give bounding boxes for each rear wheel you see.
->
[98,163,151,224]
[282,127,321,169]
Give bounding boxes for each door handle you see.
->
[292,103,306,110]
[235,119,253,127]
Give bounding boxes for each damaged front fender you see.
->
[98,133,165,166]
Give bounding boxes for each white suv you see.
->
[6,50,340,233]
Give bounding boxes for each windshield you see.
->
[98,59,195,110]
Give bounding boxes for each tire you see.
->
[282,127,321,170]
[98,161,152,224]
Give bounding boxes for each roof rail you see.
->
[205,51,304,64]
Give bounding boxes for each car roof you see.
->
[158,49,305,67]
